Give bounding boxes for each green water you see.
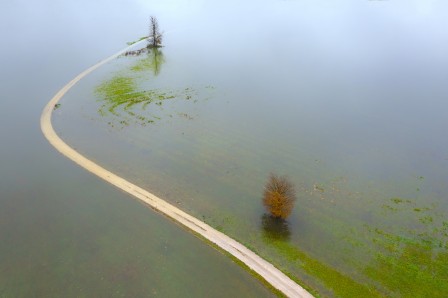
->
[54,0,448,297]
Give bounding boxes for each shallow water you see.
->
[0,1,277,297]
[54,0,448,297]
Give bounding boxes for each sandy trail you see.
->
[40,40,314,298]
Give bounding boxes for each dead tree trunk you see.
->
[148,16,162,48]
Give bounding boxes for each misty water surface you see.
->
[54,0,448,296]
[0,1,278,297]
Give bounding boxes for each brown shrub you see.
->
[263,174,296,219]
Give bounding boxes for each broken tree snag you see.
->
[148,16,163,48]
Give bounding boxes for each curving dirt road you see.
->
[40,40,314,298]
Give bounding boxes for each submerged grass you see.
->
[365,233,448,297]
[267,240,382,298]
[207,212,382,298]
[202,181,448,298]
[94,49,209,128]
[92,46,448,297]
[95,76,199,127]
[363,197,448,297]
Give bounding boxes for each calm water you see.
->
[50,0,448,297]
[0,1,276,297]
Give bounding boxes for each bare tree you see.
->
[148,16,162,48]
[263,174,297,219]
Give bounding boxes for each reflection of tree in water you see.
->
[150,48,164,76]
[130,47,165,76]
[261,213,291,242]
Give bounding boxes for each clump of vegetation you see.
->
[95,75,197,127]
[148,16,162,48]
[263,174,297,219]
[126,36,148,46]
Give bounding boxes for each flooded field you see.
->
[0,1,279,297]
[54,1,448,296]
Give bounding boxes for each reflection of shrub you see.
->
[263,174,296,219]
[261,214,291,241]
